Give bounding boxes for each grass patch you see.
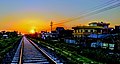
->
[30,38,101,64]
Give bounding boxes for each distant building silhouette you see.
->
[0,31,18,39]
[72,26,103,38]
[89,22,113,34]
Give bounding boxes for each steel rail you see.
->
[28,39,57,64]
[18,39,24,64]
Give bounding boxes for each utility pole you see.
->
[50,21,53,32]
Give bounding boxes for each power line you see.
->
[46,0,120,31]
[82,0,119,14]
[53,0,120,25]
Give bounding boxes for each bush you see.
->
[0,36,22,62]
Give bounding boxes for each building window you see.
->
[79,30,81,32]
[78,29,81,33]
[75,30,76,33]
[76,30,78,33]
[85,30,88,32]
[78,30,80,33]
[81,30,83,32]
[90,30,93,32]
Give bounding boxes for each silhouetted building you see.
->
[0,31,18,39]
[55,27,73,38]
[89,22,110,28]
[115,26,120,33]
[41,31,50,40]
[51,31,58,39]
[64,30,73,38]
[56,27,65,32]
[56,27,64,38]
[88,34,116,50]
[89,22,113,34]
[72,26,103,38]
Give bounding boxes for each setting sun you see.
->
[30,29,35,34]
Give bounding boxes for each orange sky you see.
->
[0,11,119,34]
[0,0,120,34]
[0,12,66,34]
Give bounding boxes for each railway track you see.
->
[11,36,63,64]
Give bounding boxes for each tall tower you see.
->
[50,21,53,32]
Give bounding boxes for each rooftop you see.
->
[89,22,110,25]
[72,26,103,29]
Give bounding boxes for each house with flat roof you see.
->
[72,26,103,38]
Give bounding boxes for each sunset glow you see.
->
[30,29,35,34]
[0,0,120,64]
[0,0,119,34]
